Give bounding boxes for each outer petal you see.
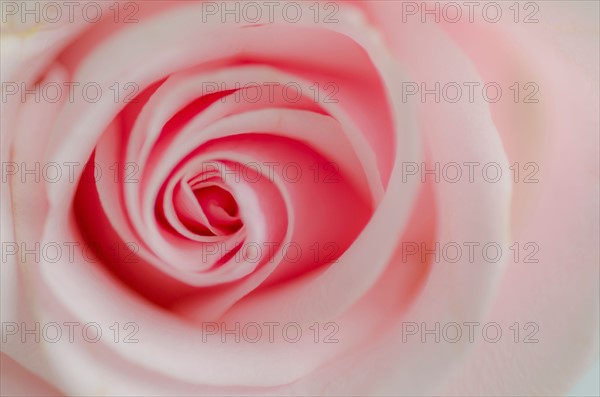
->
[440,5,600,396]
[360,1,599,395]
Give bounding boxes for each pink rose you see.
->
[1,1,598,396]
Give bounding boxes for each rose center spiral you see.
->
[173,174,243,237]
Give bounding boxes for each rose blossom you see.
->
[1,1,598,396]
